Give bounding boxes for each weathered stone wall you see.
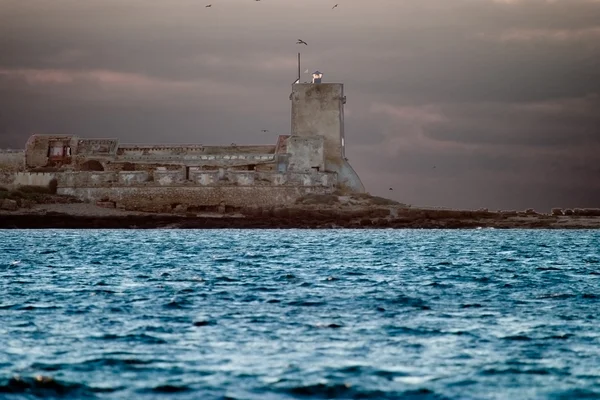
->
[287,136,324,172]
[57,186,333,212]
[76,139,118,156]
[291,83,344,167]
[0,151,25,187]
[290,83,364,193]
[25,135,78,168]
[55,169,335,189]
[114,152,276,167]
[118,171,149,185]
[13,172,56,187]
[154,169,185,186]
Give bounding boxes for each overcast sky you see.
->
[1,0,599,210]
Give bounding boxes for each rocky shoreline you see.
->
[1,190,599,229]
[1,207,599,229]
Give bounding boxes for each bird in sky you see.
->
[205,4,212,7]
[297,39,308,45]
[389,188,393,191]
[332,4,338,9]
[261,129,269,133]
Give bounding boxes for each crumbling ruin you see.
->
[0,82,365,212]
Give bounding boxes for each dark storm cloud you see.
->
[1,0,599,209]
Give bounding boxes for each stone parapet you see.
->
[57,186,333,212]
[154,170,185,186]
[118,171,149,185]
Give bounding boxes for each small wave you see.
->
[388,295,430,310]
[384,325,442,336]
[536,266,561,271]
[277,273,298,280]
[193,320,216,327]
[288,300,326,307]
[0,375,116,396]
[215,276,238,282]
[461,303,483,309]
[16,304,60,311]
[480,367,559,376]
[279,382,388,399]
[164,297,193,309]
[582,293,599,299]
[425,282,452,288]
[314,323,343,329]
[149,384,191,393]
[250,286,278,293]
[502,335,532,341]
[548,388,600,399]
[546,334,573,340]
[94,333,167,344]
[538,294,574,300]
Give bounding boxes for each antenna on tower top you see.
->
[297,52,301,83]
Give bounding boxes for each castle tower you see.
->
[290,77,365,193]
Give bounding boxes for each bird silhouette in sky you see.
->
[389,188,393,191]
[297,39,308,45]
[261,129,269,133]
[205,4,212,7]
[332,4,338,9]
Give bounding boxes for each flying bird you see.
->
[205,4,212,7]
[332,4,338,9]
[261,129,269,133]
[389,188,393,191]
[296,39,308,45]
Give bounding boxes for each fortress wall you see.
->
[287,136,324,172]
[0,151,25,186]
[154,170,185,186]
[76,139,118,156]
[57,186,333,211]
[13,172,56,187]
[118,171,149,185]
[0,151,25,170]
[116,145,275,157]
[114,153,275,165]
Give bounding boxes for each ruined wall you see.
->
[25,135,78,168]
[56,169,335,189]
[58,186,332,212]
[0,150,25,187]
[13,172,56,187]
[287,136,324,172]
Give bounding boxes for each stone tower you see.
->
[290,82,365,193]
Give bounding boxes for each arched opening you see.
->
[80,160,105,171]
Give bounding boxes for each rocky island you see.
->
[1,76,597,229]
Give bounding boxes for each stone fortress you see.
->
[0,78,365,212]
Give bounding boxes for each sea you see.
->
[1,229,599,400]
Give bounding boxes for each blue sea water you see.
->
[0,229,599,400]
